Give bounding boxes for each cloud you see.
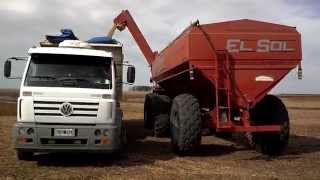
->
[0,0,37,15]
[0,0,318,93]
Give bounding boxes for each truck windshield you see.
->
[24,53,112,89]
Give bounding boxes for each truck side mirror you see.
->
[127,66,135,83]
[4,60,11,78]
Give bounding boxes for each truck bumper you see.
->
[13,123,122,153]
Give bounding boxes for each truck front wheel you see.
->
[170,94,201,155]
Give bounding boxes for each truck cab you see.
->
[4,41,135,160]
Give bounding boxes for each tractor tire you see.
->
[153,114,170,137]
[170,94,202,155]
[249,95,289,155]
[17,151,33,161]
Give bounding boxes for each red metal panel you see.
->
[151,19,301,108]
[218,125,281,132]
[151,29,190,80]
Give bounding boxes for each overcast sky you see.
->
[0,0,319,93]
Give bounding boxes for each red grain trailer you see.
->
[110,10,302,155]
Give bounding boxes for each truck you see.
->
[108,10,302,155]
[4,39,135,160]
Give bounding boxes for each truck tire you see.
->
[170,94,201,155]
[17,151,33,161]
[249,95,289,155]
[153,114,170,137]
[144,93,155,129]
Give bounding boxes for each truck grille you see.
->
[34,101,99,117]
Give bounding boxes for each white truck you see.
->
[4,40,135,160]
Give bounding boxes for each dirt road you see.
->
[0,94,319,179]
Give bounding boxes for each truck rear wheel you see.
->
[249,95,289,155]
[17,151,33,161]
[170,94,201,155]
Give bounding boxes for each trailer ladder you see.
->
[215,50,232,129]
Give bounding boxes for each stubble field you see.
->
[0,90,319,179]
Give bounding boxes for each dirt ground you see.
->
[0,92,319,180]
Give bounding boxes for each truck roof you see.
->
[28,47,113,58]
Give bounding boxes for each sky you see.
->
[0,0,319,93]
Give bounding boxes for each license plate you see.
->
[54,129,75,137]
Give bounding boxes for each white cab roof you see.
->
[28,47,112,58]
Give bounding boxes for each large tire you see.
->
[170,94,202,155]
[144,93,155,129]
[17,151,33,161]
[249,95,289,155]
[153,114,170,137]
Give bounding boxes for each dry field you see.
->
[0,90,320,179]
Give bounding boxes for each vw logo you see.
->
[59,102,73,116]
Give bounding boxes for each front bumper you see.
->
[13,123,121,153]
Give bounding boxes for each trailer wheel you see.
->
[249,95,289,155]
[170,94,201,155]
[17,151,33,161]
[153,114,170,137]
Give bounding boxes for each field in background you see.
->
[0,89,18,116]
[0,89,320,179]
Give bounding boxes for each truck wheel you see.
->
[17,151,33,161]
[170,94,201,155]
[153,114,170,137]
[249,95,289,155]
[144,93,155,129]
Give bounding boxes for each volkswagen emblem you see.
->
[60,102,73,116]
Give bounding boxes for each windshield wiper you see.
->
[29,75,57,80]
[58,77,94,87]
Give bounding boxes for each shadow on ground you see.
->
[228,133,320,161]
[34,119,320,166]
[36,119,240,166]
